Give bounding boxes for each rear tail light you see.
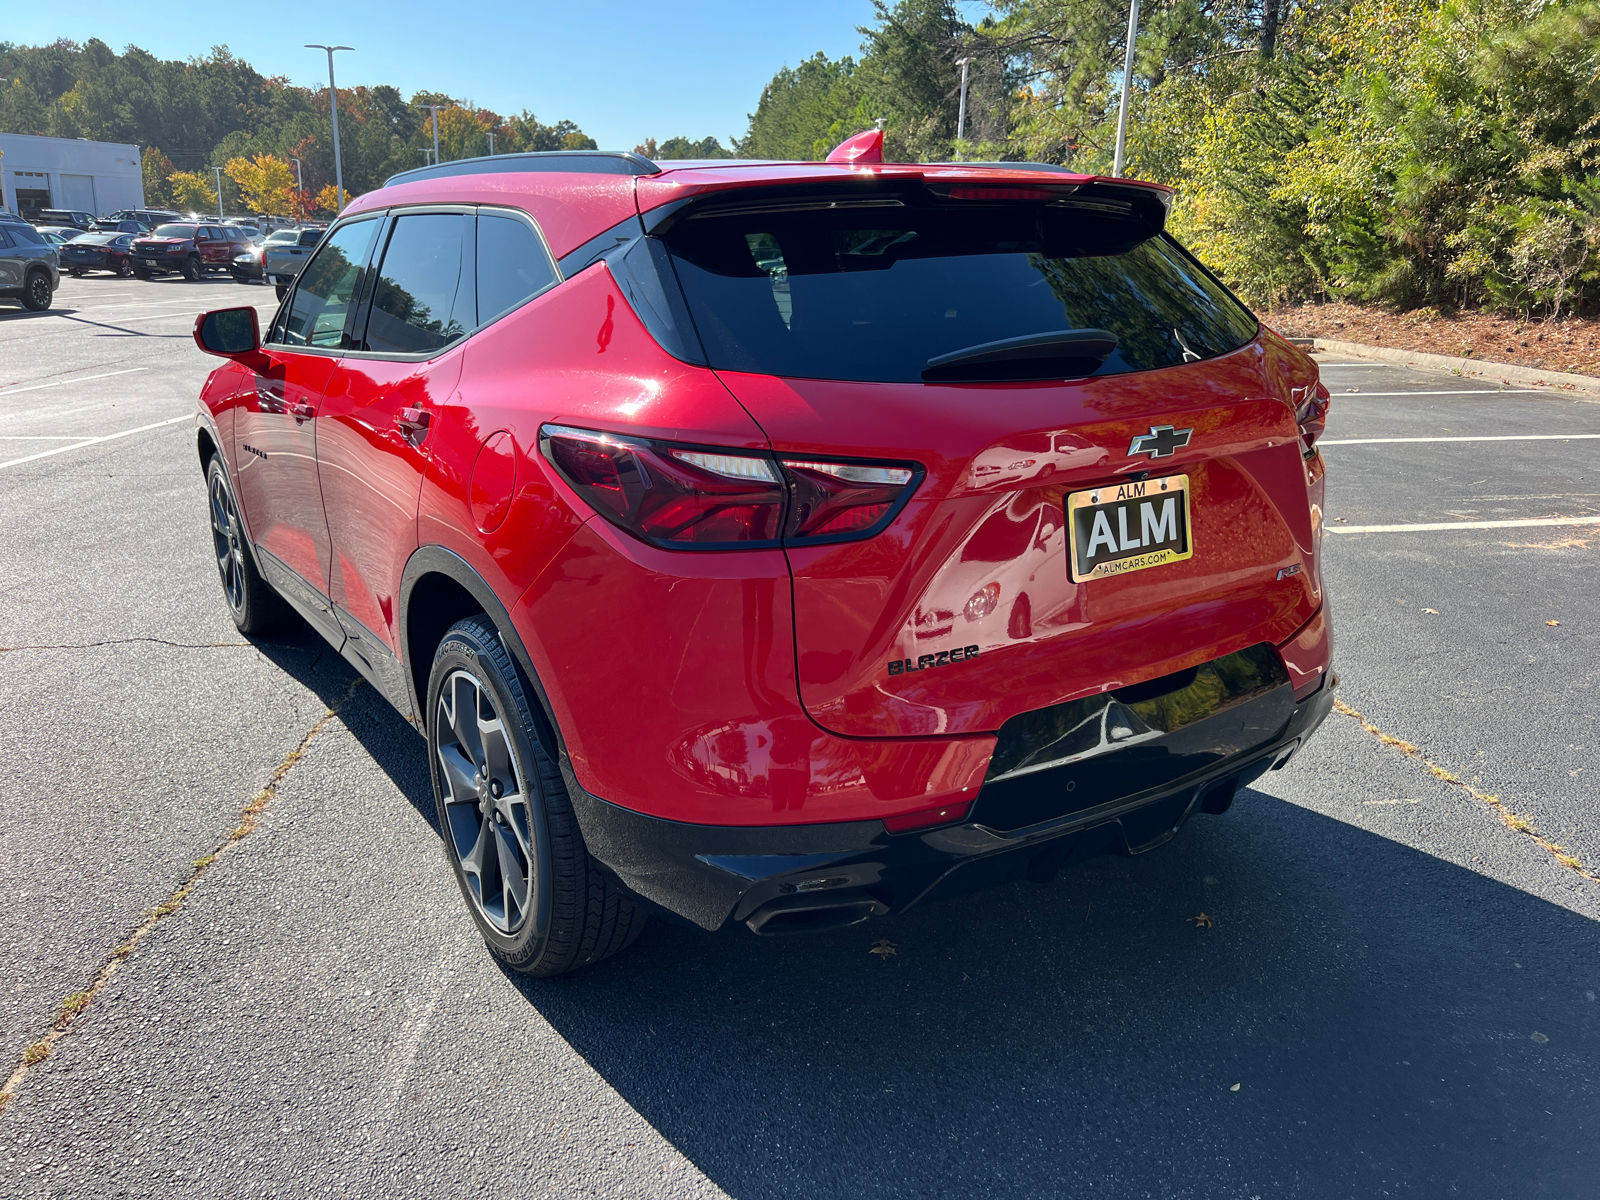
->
[540,425,920,550]
[1294,382,1330,451]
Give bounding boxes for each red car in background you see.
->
[131,222,238,280]
[191,145,1334,976]
[61,231,137,276]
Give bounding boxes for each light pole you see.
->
[420,104,443,166]
[487,131,495,156]
[306,44,354,211]
[1112,0,1140,177]
[210,165,225,219]
[954,56,973,161]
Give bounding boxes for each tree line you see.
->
[7,1,1598,318]
[0,39,603,219]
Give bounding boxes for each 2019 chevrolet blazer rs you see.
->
[191,147,1335,976]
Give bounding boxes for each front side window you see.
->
[661,194,1258,383]
[477,212,558,322]
[273,218,380,349]
[359,213,473,355]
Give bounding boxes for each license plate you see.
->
[1066,473,1192,583]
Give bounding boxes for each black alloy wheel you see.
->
[181,255,202,282]
[21,270,53,312]
[116,258,132,277]
[204,456,288,634]
[427,616,647,976]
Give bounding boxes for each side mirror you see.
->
[194,307,269,370]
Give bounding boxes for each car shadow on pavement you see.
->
[252,638,1598,1197]
[249,628,438,834]
[517,795,1598,1199]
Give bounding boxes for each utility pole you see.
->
[487,131,495,156]
[954,57,973,161]
[210,165,225,219]
[306,44,354,211]
[1112,0,1140,177]
[291,157,303,191]
[420,104,444,166]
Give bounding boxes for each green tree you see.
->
[167,169,216,212]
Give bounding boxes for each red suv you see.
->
[192,148,1334,976]
[132,222,237,279]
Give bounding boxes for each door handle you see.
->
[394,406,431,445]
[289,400,316,422]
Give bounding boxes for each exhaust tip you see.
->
[745,890,889,936]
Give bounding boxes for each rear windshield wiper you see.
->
[922,329,1118,383]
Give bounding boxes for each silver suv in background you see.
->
[0,219,59,311]
[263,226,326,299]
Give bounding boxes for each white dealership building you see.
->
[0,133,145,220]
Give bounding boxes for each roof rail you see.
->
[384,150,662,188]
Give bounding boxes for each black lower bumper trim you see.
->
[566,671,1336,932]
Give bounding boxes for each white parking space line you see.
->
[0,368,147,397]
[0,414,190,470]
[0,435,92,441]
[1330,515,1600,534]
[1322,434,1600,445]
[1330,389,1544,397]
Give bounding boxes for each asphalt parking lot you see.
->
[2,273,1597,1199]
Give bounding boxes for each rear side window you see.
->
[660,194,1258,383]
[10,224,44,246]
[274,218,380,349]
[299,229,323,247]
[476,212,557,321]
[0,229,13,249]
[360,213,473,355]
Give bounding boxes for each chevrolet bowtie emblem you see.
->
[1128,425,1193,458]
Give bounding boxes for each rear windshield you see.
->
[153,224,197,238]
[266,231,298,245]
[659,195,1257,383]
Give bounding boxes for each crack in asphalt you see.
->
[1333,698,1598,882]
[0,677,365,1114]
[0,637,252,653]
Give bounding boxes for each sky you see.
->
[7,0,889,150]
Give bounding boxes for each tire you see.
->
[116,258,133,277]
[20,269,53,312]
[68,267,86,277]
[181,254,202,282]
[427,615,646,977]
[204,456,290,635]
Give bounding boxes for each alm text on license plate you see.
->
[1067,473,1192,583]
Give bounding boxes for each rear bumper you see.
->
[569,666,1336,934]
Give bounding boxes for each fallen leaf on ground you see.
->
[1422,608,1439,614]
[1547,620,1561,626]
[869,939,897,959]
[1230,1083,1242,1092]
[1531,1031,1550,1044]
[1190,912,1214,928]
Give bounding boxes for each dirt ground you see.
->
[1263,301,1600,378]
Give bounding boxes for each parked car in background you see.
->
[263,226,325,298]
[189,148,1334,975]
[93,218,152,235]
[0,220,58,310]
[35,226,84,243]
[107,208,183,228]
[37,209,97,231]
[62,232,137,277]
[38,230,75,248]
[130,223,237,280]
[230,242,265,282]
[223,220,264,243]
